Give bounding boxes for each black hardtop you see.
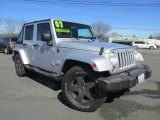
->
[24,19,51,26]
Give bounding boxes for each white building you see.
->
[109,36,143,43]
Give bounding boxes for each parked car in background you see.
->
[132,41,157,50]
[147,39,160,49]
[155,45,160,49]
[0,37,17,54]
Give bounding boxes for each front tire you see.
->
[62,66,106,112]
[134,46,138,49]
[15,54,26,77]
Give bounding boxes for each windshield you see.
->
[11,38,17,42]
[54,20,95,39]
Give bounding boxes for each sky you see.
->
[0,0,160,38]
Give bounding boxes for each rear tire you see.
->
[4,47,9,54]
[62,66,106,112]
[14,54,26,77]
[150,46,154,50]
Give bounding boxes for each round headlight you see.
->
[134,51,144,64]
[109,51,118,65]
[109,52,115,58]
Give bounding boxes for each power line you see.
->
[0,18,24,22]
[0,18,159,31]
[25,0,160,7]
[5,0,160,8]
[112,27,160,31]
[2,0,160,18]
[1,1,159,17]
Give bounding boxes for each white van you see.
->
[132,41,157,50]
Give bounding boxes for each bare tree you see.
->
[91,22,111,40]
[15,20,26,34]
[5,19,16,37]
[151,33,160,40]
[3,18,26,37]
[111,32,118,37]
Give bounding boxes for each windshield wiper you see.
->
[78,36,95,41]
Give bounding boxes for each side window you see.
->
[37,23,52,40]
[25,25,34,40]
[135,41,142,44]
[134,41,139,44]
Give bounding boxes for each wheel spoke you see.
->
[70,85,79,92]
[16,59,22,73]
[76,76,85,86]
[17,60,20,69]
[85,82,95,89]
[85,90,92,100]
[76,92,84,102]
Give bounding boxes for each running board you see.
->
[24,65,62,81]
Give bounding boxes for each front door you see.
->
[33,22,55,72]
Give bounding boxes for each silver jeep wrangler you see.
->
[13,19,152,112]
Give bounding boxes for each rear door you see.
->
[23,24,35,65]
[145,42,151,48]
[137,41,144,48]
[141,41,147,48]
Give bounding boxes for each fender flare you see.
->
[13,48,30,64]
[57,53,112,75]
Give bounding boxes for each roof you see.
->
[23,19,89,26]
[24,19,51,25]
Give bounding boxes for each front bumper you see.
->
[96,64,152,91]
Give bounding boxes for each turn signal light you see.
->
[92,63,97,68]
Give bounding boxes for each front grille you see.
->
[117,50,135,69]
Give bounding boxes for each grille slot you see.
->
[118,51,135,69]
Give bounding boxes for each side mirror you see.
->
[41,33,52,42]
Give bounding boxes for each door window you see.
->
[17,28,23,43]
[25,25,34,40]
[37,23,52,40]
[141,41,145,44]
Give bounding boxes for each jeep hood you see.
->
[58,40,133,53]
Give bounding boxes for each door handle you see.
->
[33,44,39,48]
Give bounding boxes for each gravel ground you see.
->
[0,49,160,120]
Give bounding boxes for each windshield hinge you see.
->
[99,47,104,55]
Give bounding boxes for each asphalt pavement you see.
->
[0,49,160,120]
